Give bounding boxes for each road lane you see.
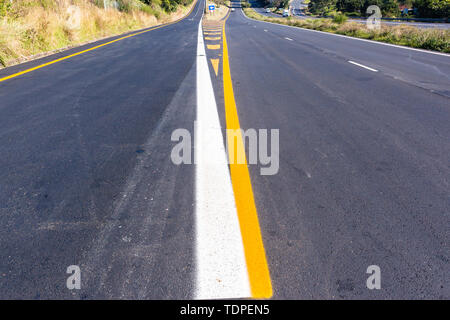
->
[225,4,449,299]
[242,10,450,96]
[0,0,203,299]
[249,1,281,18]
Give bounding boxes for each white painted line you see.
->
[285,37,293,41]
[195,21,251,300]
[348,60,378,72]
[264,29,268,32]
[241,9,450,57]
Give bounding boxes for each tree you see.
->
[139,0,194,12]
[0,0,12,17]
[161,0,176,12]
[413,0,450,18]
[336,0,363,13]
[271,0,290,9]
[308,0,337,15]
[361,0,399,17]
[310,0,405,17]
[381,0,400,16]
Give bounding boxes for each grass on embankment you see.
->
[0,0,193,67]
[243,8,450,53]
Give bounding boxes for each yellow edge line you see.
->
[0,0,198,83]
[222,22,273,299]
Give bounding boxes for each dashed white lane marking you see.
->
[195,21,251,299]
[241,8,450,57]
[264,29,268,32]
[285,37,293,41]
[348,60,379,72]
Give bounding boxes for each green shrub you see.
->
[333,13,347,24]
[0,0,11,17]
[161,0,176,12]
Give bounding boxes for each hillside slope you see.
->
[0,0,194,67]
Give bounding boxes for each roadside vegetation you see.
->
[241,0,251,8]
[267,0,289,9]
[243,7,449,53]
[0,0,194,67]
[307,0,449,19]
[212,0,231,7]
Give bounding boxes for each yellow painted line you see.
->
[0,0,198,83]
[210,58,219,76]
[204,32,222,35]
[207,44,221,50]
[222,23,273,298]
[205,37,221,40]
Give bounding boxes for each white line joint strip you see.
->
[195,20,251,300]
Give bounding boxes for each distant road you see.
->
[251,1,280,18]
[273,0,450,29]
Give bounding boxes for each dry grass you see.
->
[0,0,194,67]
[244,8,450,53]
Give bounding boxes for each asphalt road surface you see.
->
[225,4,449,299]
[0,0,204,299]
[0,0,448,300]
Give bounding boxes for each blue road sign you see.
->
[209,4,215,11]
